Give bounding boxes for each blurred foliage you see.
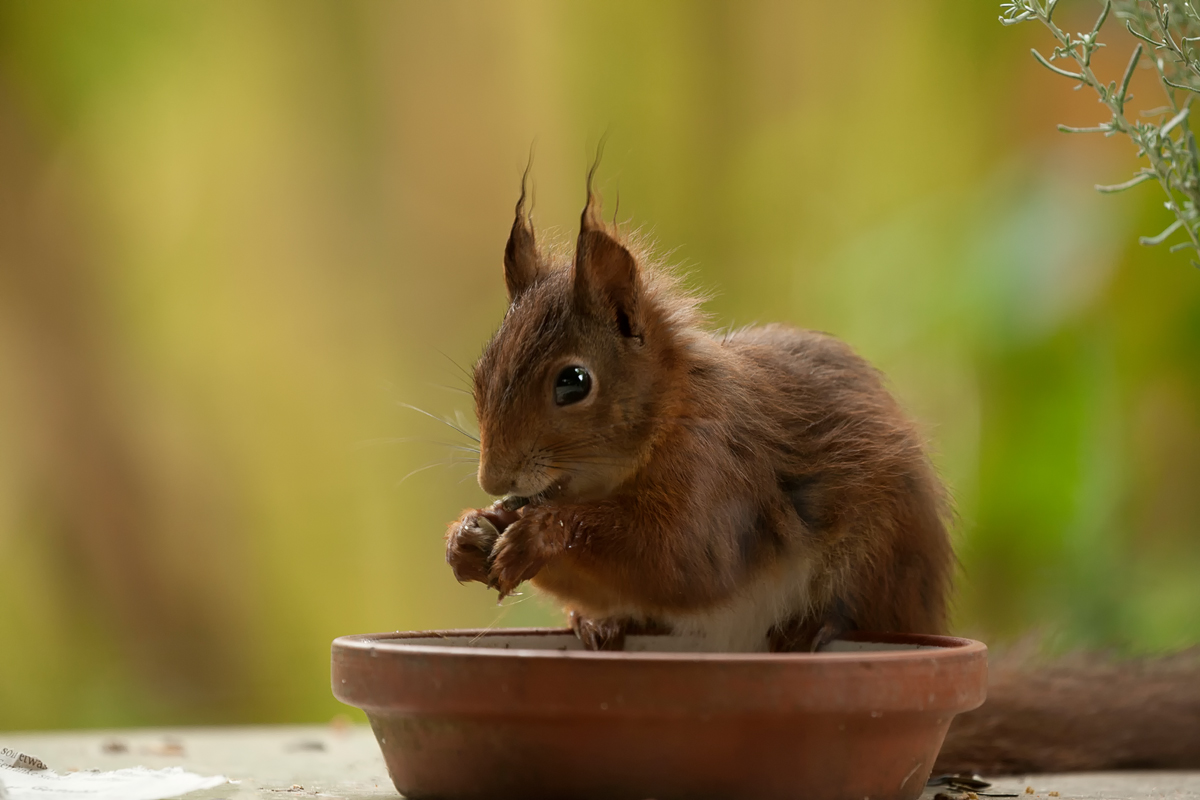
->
[1003,0,1200,262]
[0,0,1197,731]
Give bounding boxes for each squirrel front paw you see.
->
[445,502,520,585]
[488,510,566,600]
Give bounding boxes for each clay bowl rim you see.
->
[333,627,987,664]
[334,627,989,723]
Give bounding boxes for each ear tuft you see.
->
[503,158,539,302]
[573,159,643,341]
[579,144,609,235]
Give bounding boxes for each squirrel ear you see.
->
[574,188,642,341]
[503,169,539,302]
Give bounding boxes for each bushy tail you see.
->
[935,648,1200,775]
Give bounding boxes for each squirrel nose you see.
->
[477,461,511,496]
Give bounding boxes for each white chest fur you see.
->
[649,556,817,652]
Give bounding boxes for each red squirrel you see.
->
[442,169,1200,774]
[445,168,953,653]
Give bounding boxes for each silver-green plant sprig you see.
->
[1001,0,1200,266]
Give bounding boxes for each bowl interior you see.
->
[373,629,939,653]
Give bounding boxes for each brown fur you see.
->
[446,174,953,651]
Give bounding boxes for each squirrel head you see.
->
[472,172,700,503]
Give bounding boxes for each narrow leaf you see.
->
[1058,124,1109,133]
[1126,20,1164,47]
[1169,239,1197,252]
[999,11,1033,25]
[1119,43,1143,109]
[1162,106,1191,135]
[1098,171,1156,193]
[1163,76,1200,93]
[1140,218,1184,244]
[1031,48,1085,80]
[1091,0,1111,36]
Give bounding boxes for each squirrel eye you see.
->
[554,366,592,406]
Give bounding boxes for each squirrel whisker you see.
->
[399,402,481,443]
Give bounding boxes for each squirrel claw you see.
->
[810,601,855,653]
[500,494,530,513]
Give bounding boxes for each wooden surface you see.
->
[1,725,1198,799]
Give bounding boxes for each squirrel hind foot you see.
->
[569,612,675,651]
[768,603,856,653]
[569,611,628,651]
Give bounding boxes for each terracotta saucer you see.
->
[332,628,987,800]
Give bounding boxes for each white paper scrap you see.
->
[0,750,45,771]
[0,765,226,800]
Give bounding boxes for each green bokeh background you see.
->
[0,0,1197,731]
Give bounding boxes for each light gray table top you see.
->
[0,726,391,799]
[1,725,1198,799]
